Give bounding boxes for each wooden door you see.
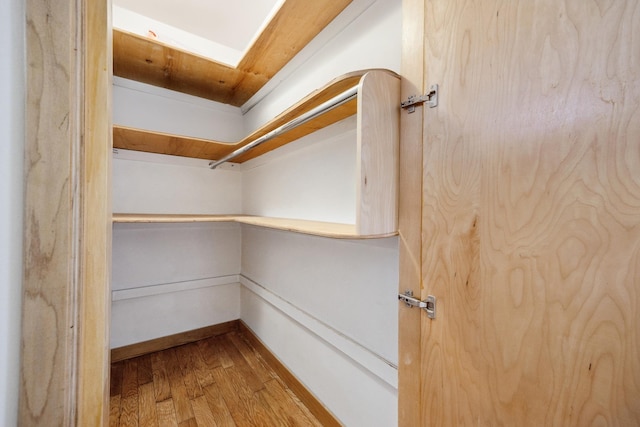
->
[399,0,640,425]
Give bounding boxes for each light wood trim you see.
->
[113,29,252,106]
[113,0,353,106]
[237,0,351,79]
[113,125,235,160]
[77,0,112,425]
[21,0,110,425]
[112,70,379,161]
[356,70,400,236]
[111,321,240,363]
[112,214,240,223]
[397,0,424,425]
[238,216,359,239]
[112,214,398,239]
[22,1,77,423]
[239,321,342,427]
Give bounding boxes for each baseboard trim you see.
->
[110,320,239,362]
[238,320,342,427]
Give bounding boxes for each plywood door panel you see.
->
[419,0,640,425]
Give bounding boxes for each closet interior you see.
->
[110,2,403,425]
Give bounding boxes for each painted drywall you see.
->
[240,225,399,426]
[111,222,242,347]
[242,286,398,427]
[241,226,398,366]
[0,0,24,424]
[113,77,244,142]
[241,116,358,223]
[112,150,242,214]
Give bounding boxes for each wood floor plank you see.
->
[212,365,268,427]
[252,388,284,427]
[137,354,154,386]
[111,362,124,397]
[263,379,321,427]
[255,388,295,427]
[239,323,340,427]
[177,418,198,427]
[119,359,139,427]
[156,399,178,427]
[219,334,266,393]
[208,336,235,369]
[191,394,218,427]
[109,394,121,427]
[202,384,237,427]
[228,331,274,386]
[139,382,159,427]
[174,344,204,399]
[110,329,328,427]
[184,342,216,388]
[151,351,172,402]
[163,348,195,423]
[196,337,223,369]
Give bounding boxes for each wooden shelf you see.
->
[113,214,398,239]
[113,69,395,162]
[114,68,400,237]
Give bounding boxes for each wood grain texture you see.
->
[112,70,367,161]
[237,0,352,78]
[239,321,341,427]
[155,399,178,427]
[356,70,401,236]
[78,0,112,424]
[111,320,239,362]
[119,359,139,427]
[21,0,77,423]
[111,327,326,426]
[397,0,425,425]
[112,213,398,239]
[420,0,640,425]
[113,0,352,106]
[21,0,111,425]
[113,29,255,106]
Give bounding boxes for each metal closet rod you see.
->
[209,84,359,169]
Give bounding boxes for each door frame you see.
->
[397,0,424,425]
[20,0,111,424]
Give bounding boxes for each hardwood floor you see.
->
[110,329,325,427]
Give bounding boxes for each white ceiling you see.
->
[113,0,284,65]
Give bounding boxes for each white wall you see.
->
[113,150,242,214]
[240,227,399,426]
[113,77,244,142]
[242,285,398,427]
[111,82,245,347]
[111,222,242,348]
[241,116,358,224]
[0,0,24,425]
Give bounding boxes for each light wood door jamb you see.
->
[397,0,425,425]
[21,0,111,425]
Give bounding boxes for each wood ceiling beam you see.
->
[113,0,353,107]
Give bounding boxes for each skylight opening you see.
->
[112,0,285,67]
